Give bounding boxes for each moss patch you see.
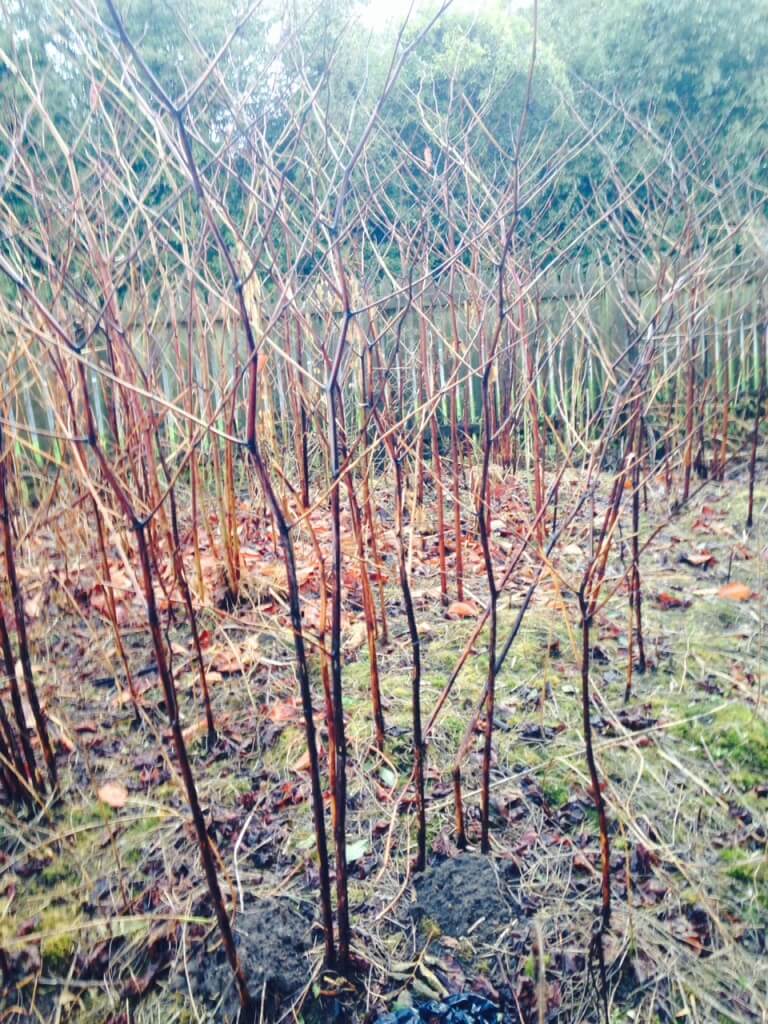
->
[678,702,768,789]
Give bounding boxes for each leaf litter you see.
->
[1,470,767,1023]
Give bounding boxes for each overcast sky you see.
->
[358,0,527,31]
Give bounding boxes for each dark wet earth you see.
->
[177,854,527,1021]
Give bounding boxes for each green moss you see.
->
[515,744,545,770]
[40,908,80,972]
[713,604,742,629]
[439,710,474,748]
[580,807,600,834]
[522,952,552,977]
[40,859,78,888]
[430,647,462,674]
[720,848,768,885]
[68,804,107,829]
[116,814,164,868]
[125,814,162,838]
[153,782,181,802]
[424,634,486,690]
[226,775,254,796]
[260,724,303,770]
[541,777,570,808]
[678,703,768,789]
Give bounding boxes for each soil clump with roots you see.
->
[411,855,524,947]
[177,898,312,1019]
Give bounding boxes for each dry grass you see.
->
[1,464,767,1023]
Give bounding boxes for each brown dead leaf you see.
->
[656,592,691,610]
[291,748,312,772]
[717,581,753,601]
[343,619,368,653]
[182,718,209,744]
[562,542,584,558]
[23,588,44,619]
[97,781,128,808]
[265,698,299,724]
[573,851,596,873]
[691,518,713,534]
[447,600,479,619]
[680,550,716,568]
[208,634,263,673]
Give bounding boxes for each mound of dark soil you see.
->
[183,897,311,1019]
[411,855,522,945]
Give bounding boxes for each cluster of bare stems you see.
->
[0,0,765,1014]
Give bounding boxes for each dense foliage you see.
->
[2,0,766,281]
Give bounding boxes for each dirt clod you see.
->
[184,898,311,1019]
[412,855,522,944]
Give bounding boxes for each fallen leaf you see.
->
[691,518,714,534]
[182,718,209,744]
[717,581,753,601]
[447,600,479,619]
[266,698,299,724]
[656,592,691,610]
[343,620,368,653]
[208,634,263,673]
[680,550,716,568]
[23,589,44,619]
[345,838,370,863]
[97,781,128,808]
[562,543,584,558]
[291,748,312,772]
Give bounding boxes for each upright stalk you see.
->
[626,417,646,702]
[0,425,56,790]
[747,356,766,529]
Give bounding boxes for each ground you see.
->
[1,458,767,1023]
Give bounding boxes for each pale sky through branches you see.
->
[358,0,528,31]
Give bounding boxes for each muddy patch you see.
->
[179,897,312,1019]
[411,855,524,946]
